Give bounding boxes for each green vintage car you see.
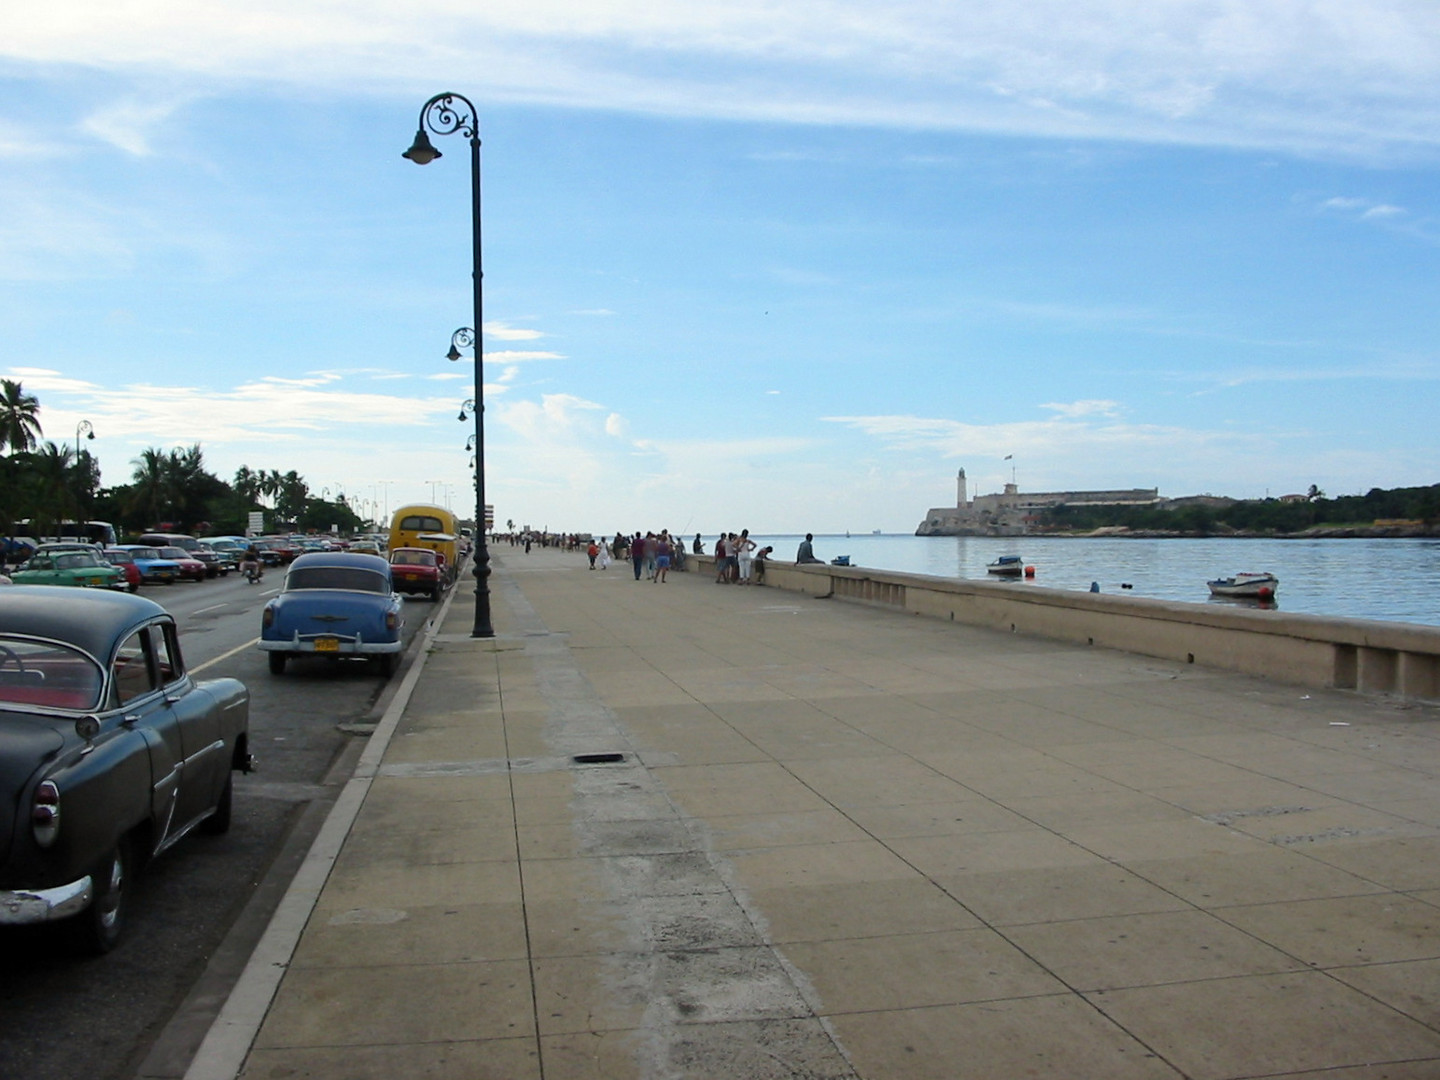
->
[13,550,125,589]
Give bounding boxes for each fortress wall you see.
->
[696,555,1440,703]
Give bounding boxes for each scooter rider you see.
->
[240,543,264,582]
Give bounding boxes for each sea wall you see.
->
[700,556,1440,703]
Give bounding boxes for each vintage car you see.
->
[99,549,143,593]
[156,546,207,582]
[110,545,182,586]
[259,552,405,676]
[11,549,124,590]
[191,543,235,578]
[389,547,444,601]
[0,587,252,952]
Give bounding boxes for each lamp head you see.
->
[446,344,462,361]
[402,130,442,165]
[458,409,467,422]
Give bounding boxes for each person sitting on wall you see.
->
[796,533,823,564]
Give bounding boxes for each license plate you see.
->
[314,637,340,652]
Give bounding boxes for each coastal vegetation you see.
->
[1040,484,1440,537]
[0,378,366,539]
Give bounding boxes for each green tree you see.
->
[129,448,175,529]
[0,379,42,456]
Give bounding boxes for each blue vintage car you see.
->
[259,552,405,676]
[0,587,252,952]
[108,544,183,586]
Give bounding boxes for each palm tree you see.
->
[130,447,174,529]
[27,443,78,537]
[0,379,42,456]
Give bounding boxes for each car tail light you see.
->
[32,780,61,848]
[262,605,275,628]
[386,611,399,631]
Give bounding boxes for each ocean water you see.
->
[735,534,1440,628]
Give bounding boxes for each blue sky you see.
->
[3,2,1438,534]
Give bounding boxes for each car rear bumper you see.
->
[0,875,93,925]
[258,636,402,655]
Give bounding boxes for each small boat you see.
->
[1207,572,1279,599]
[987,555,1025,577]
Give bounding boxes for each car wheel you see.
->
[268,652,287,675]
[201,775,233,835]
[127,582,139,593]
[68,838,131,955]
[377,653,395,677]
[431,586,442,602]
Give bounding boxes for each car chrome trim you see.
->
[0,875,93,924]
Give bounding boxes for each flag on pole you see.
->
[1004,454,1013,460]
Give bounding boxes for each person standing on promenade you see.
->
[713,534,728,583]
[643,532,658,580]
[598,539,610,570]
[796,533,821,563]
[654,531,673,583]
[734,529,757,584]
[631,532,645,580]
[753,545,773,583]
[586,539,599,569]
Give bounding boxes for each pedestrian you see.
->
[631,531,645,580]
[713,534,728,583]
[598,540,610,570]
[754,545,773,583]
[586,539,598,569]
[734,528,757,584]
[654,531,673,583]
[644,532,658,580]
[692,533,704,555]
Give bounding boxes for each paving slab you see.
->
[188,544,1440,1080]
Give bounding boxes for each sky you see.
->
[2,1,1438,535]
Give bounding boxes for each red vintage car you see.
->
[157,546,208,582]
[389,547,443,601]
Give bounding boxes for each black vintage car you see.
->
[0,587,252,952]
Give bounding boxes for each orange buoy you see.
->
[1024,565,1036,578]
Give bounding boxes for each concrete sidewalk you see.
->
[203,545,1440,1079]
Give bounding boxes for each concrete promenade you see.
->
[198,545,1440,1079]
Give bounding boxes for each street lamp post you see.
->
[404,92,493,638]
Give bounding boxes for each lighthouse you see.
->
[956,468,968,509]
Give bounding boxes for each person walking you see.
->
[713,534,728,583]
[631,531,645,580]
[734,529,757,584]
[586,540,599,569]
[598,539,610,570]
[654,531,673,583]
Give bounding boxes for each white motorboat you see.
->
[1207,572,1279,599]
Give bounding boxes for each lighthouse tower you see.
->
[956,468,968,509]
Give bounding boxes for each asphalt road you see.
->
[0,572,436,1080]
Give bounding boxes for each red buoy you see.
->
[1024,565,1036,578]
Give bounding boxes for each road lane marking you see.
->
[192,604,229,615]
[191,638,259,675]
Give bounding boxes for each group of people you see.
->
[709,529,774,585]
[580,529,822,586]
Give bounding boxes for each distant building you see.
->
[916,469,1161,535]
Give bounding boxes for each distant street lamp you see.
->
[404,92,493,638]
[74,420,94,462]
[458,398,476,422]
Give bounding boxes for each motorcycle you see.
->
[240,559,263,584]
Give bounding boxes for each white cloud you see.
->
[79,97,186,156]
[485,321,545,341]
[7,2,1440,159]
[1040,399,1122,419]
[483,350,566,363]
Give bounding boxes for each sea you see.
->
[737,534,1440,629]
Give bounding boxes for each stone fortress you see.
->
[916,468,1161,536]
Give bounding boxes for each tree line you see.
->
[0,379,366,540]
[1040,484,1440,535]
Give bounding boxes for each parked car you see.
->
[389,547,444,602]
[156,546,207,582]
[191,543,234,578]
[0,587,252,952]
[259,552,404,676]
[100,549,143,593]
[109,545,182,586]
[10,549,124,590]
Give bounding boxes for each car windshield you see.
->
[0,638,105,711]
[54,552,103,569]
[391,550,436,566]
[105,551,133,564]
[285,567,390,593]
[131,548,162,560]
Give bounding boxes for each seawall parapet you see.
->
[700,556,1440,703]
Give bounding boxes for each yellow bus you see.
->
[387,504,460,582]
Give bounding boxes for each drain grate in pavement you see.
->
[573,752,627,765]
